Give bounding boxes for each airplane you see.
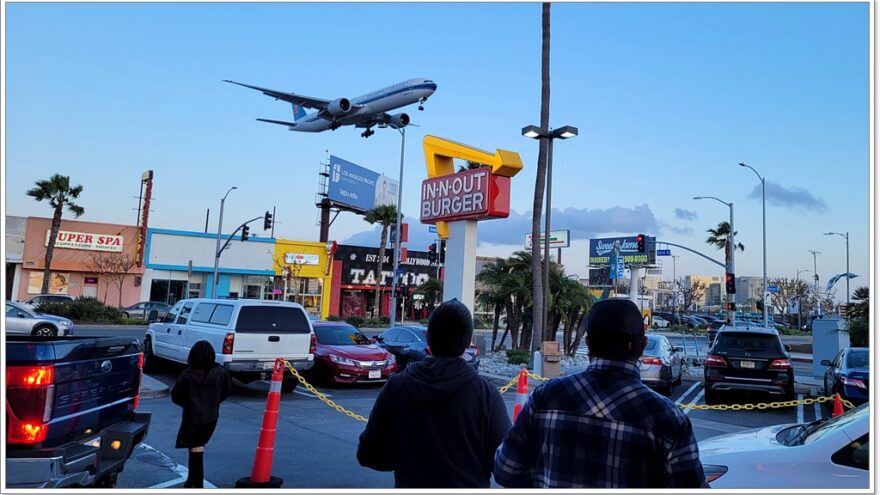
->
[224,78,437,138]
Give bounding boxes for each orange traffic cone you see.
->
[512,368,529,422]
[832,393,844,418]
[236,359,285,488]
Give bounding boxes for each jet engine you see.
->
[327,98,352,116]
[388,113,410,129]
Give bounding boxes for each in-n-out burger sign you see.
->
[420,167,510,223]
[46,230,124,252]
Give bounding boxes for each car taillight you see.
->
[425,346,432,356]
[842,376,867,389]
[309,333,317,355]
[133,352,144,410]
[705,355,727,367]
[6,365,55,444]
[222,333,235,354]
[769,358,792,370]
[640,357,663,366]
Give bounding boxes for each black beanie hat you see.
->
[586,298,646,360]
[427,298,474,357]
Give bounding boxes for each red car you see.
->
[309,321,398,385]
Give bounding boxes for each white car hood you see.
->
[699,424,791,457]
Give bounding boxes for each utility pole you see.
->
[671,255,679,315]
[809,250,821,316]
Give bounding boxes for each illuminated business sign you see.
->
[284,253,320,265]
[46,230,124,252]
[327,155,398,212]
[420,167,510,224]
[589,236,655,266]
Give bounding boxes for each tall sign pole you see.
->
[389,128,406,325]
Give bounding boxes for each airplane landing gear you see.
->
[329,122,341,131]
[361,129,375,138]
[418,97,427,111]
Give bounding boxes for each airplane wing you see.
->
[224,80,330,110]
[256,118,297,127]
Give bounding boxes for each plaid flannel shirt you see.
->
[494,358,708,488]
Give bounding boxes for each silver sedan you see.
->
[5,300,74,337]
[638,334,683,395]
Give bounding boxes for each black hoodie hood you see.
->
[401,356,477,405]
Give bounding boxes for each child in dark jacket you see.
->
[171,340,231,488]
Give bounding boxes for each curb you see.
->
[140,374,170,399]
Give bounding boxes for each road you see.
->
[74,325,828,489]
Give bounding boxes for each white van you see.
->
[143,298,315,392]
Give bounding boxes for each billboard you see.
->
[589,236,656,266]
[524,230,571,249]
[328,155,398,212]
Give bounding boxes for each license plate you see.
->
[368,370,381,379]
[740,360,755,369]
[263,362,275,370]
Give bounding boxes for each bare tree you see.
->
[86,253,115,303]
[105,254,137,307]
[766,277,811,325]
[675,277,707,312]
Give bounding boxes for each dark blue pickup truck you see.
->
[6,336,151,488]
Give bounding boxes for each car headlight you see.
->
[60,320,72,327]
[387,354,396,363]
[702,464,728,483]
[329,354,356,366]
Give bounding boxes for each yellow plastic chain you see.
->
[678,393,857,411]
[282,360,368,423]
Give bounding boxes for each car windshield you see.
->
[713,332,781,353]
[315,325,371,345]
[644,338,659,352]
[847,350,869,369]
[803,403,868,445]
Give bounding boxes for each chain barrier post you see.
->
[236,358,285,488]
[512,368,529,421]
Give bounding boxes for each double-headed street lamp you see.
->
[389,126,407,325]
[824,231,850,310]
[693,195,735,325]
[212,185,238,298]
[522,124,578,353]
[739,162,768,328]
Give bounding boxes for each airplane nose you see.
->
[428,83,437,92]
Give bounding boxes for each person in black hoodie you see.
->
[171,340,231,488]
[357,298,511,488]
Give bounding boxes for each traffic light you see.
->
[263,211,273,231]
[428,243,437,262]
[756,299,764,312]
[725,273,736,294]
[241,225,250,241]
[636,234,645,253]
[440,240,447,263]
[726,302,735,311]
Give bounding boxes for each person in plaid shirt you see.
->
[494,299,708,488]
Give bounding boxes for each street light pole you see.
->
[824,231,850,311]
[739,162,768,327]
[694,195,735,326]
[212,186,237,298]
[389,127,406,325]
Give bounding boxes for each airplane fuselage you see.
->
[292,78,436,132]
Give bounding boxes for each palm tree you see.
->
[26,174,85,294]
[414,278,443,310]
[529,2,553,359]
[848,286,869,321]
[706,221,744,253]
[363,204,398,318]
[476,258,511,350]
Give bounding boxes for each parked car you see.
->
[700,403,869,488]
[704,327,794,404]
[308,321,397,385]
[375,325,480,371]
[5,301,74,337]
[651,316,670,329]
[822,347,868,405]
[20,294,74,310]
[122,301,171,320]
[144,298,315,393]
[6,335,150,488]
[637,334,683,395]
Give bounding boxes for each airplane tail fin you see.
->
[291,103,307,121]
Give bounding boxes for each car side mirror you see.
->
[821,359,832,366]
[672,347,683,353]
[17,312,27,318]
[375,336,384,343]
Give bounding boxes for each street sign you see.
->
[428,225,437,234]
[609,254,618,280]
[524,229,571,249]
[396,267,405,276]
[656,249,671,256]
[768,286,779,294]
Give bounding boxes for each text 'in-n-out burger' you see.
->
[46,230,125,252]
[420,167,511,223]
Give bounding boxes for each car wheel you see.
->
[32,325,57,337]
[143,337,162,373]
[659,379,672,396]
[673,369,683,385]
[653,323,659,330]
[123,312,130,319]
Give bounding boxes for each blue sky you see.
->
[4,2,870,300]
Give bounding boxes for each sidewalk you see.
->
[140,374,169,399]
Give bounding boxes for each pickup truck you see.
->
[6,336,151,488]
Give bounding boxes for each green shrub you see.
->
[121,317,149,325]
[506,348,530,365]
[418,319,429,325]
[37,297,126,324]
[345,315,366,328]
[847,318,868,347]
[326,315,343,321]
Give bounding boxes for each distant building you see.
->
[735,276,764,308]
[707,282,723,307]
[686,275,722,309]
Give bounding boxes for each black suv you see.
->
[703,327,794,404]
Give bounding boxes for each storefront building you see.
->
[272,239,333,318]
[329,244,440,319]
[18,217,144,306]
[143,228,275,305]
[5,216,26,300]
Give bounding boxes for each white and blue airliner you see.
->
[224,78,437,138]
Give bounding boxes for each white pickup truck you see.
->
[143,298,315,392]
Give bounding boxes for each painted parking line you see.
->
[292,388,331,399]
[140,443,217,489]
[683,390,704,415]
[814,401,822,422]
[674,381,701,405]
